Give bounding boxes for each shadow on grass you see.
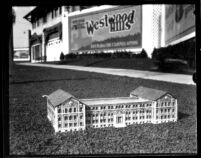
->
[10,77,101,85]
[86,58,113,66]
[178,112,189,120]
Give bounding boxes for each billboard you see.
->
[165,4,195,45]
[69,6,142,52]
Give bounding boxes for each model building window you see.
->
[58,117,61,121]
[80,115,83,119]
[79,107,82,112]
[65,123,68,127]
[58,124,61,128]
[172,109,175,112]
[74,116,77,120]
[69,108,72,113]
[58,108,61,113]
[64,116,68,120]
[69,116,72,120]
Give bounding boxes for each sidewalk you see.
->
[17,63,196,85]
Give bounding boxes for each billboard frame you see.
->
[68,5,143,53]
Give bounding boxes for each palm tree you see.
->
[9,8,15,77]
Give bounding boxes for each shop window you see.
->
[43,15,47,23]
[59,6,62,15]
[52,10,54,18]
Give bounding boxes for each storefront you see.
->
[44,22,62,61]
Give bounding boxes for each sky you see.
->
[13,7,35,49]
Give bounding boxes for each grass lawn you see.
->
[9,64,197,155]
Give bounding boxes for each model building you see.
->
[43,86,178,133]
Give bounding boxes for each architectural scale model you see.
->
[43,86,178,133]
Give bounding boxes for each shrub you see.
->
[60,52,65,61]
[64,53,77,59]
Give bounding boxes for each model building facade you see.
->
[44,86,178,133]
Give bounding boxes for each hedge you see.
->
[64,49,148,60]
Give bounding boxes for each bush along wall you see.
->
[151,38,195,69]
[64,49,148,60]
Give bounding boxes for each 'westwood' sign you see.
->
[68,6,142,52]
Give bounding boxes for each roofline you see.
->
[50,96,78,107]
[23,7,38,21]
[79,97,151,106]
[156,93,176,101]
[23,6,59,22]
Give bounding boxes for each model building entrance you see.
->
[114,113,126,128]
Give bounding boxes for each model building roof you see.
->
[130,86,167,101]
[80,97,149,106]
[48,89,74,107]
